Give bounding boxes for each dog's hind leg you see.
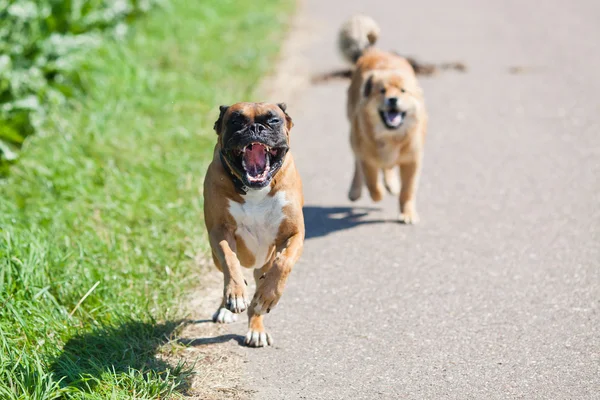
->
[244,268,273,347]
[245,307,272,347]
[348,159,364,201]
[383,167,400,195]
[246,231,303,347]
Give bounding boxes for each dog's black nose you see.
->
[387,97,398,107]
[249,123,266,134]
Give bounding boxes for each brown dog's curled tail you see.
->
[338,15,380,64]
[323,15,465,83]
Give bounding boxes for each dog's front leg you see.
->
[361,160,384,202]
[209,228,248,314]
[398,160,421,224]
[245,232,303,347]
[252,232,303,314]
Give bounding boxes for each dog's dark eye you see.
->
[231,119,244,129]
[400,88,406,93]
[269,118,281,125]
[229,113,248,130]
[380,87,386,94]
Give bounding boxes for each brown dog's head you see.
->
[213,102,293,189]
[362,71,422,134]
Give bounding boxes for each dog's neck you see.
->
[219,150,250,195]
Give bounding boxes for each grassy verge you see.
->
[0,0,161,172]
[0,0,293,398]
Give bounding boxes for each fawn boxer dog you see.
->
[341,15,428,224]
[203,102,304,347]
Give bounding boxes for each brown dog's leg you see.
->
[246,232,303,347]
[244,268,273,347]
[383,167,400,195]
[348,159,364,201]
[361,160,384,202]
[211,252,237,323]
[398,160,421,224]
[209,228,249,314]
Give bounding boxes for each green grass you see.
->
[0,0,293,398]
[0,0,162,170]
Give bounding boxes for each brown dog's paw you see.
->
[224,284,249,314]
[251,284,282,315]
[384,181,400,196]
[251,292,280,315]
[398,209,420,224]
[244,330,273,348]
[369,186,384,202]
[212,307,238,324]
[348,185,362,201]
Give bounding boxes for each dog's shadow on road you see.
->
[177,334,244,346]
[176,319,245,346]
[303,205,391,239]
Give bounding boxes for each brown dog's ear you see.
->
[213,105,229,134]
[277,103,294,131]
[363,75,374,97]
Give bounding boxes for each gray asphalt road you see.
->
[232,1,600,398]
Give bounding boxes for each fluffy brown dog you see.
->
[341,15,427,224]
[203,102,304,347]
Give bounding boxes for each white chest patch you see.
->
[228,187,288,269]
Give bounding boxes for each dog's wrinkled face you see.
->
[362,72,421,133]
[214,102,293,189]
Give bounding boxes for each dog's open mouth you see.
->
[379,109,407,129]
[229,143,287,187]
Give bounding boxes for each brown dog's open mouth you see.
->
[379,109,406,129]
[229,143,287,187]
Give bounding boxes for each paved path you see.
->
[229,1,599,398]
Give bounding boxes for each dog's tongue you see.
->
[385,110,402,126]
[243,144,267,176]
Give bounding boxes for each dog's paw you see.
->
[348,185,362,202]
[224,284,249,314]
[398,209,419,224]
[251,286,282,315]
[244,330,273,347]
[369,185,384,202]
[212,307,238,324]
[384,181,400,196]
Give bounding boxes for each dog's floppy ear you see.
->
[213,105,229,135]
[277,102,294,131]
[363,74,374,98]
